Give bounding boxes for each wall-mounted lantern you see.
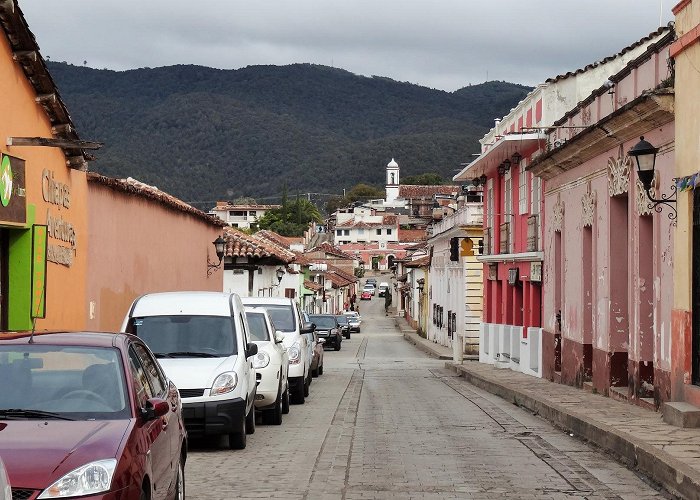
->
[206,236,226,276]
[628,136,677,222]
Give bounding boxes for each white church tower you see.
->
[385,158,399,204]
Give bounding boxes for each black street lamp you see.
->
[207,235,226,276]
[276,267,285,284]
[628,136,677,222]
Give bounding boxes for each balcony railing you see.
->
[499,222,510,254]
[431,203,483,235]
[527,214,539,252]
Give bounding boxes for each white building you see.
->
[209,202,280,229]
[334,209,399,245]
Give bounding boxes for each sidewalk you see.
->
[398,318,700,500]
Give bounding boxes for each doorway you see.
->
[692,190,700,385]
[0,229,8,330]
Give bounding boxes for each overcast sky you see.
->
[21,1,674,92]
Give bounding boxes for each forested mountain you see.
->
[48,62,531,208]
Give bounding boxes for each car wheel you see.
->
[292,379,305,404]
[245,403,256,434]
[303,374,310,397]
[282,385,290,414]
[263,385,283,425]
[140,486,149,500]
[175,456,185,500]
[229,416,246,449]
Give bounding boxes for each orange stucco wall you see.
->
[0,23,88,330]
[86,183,224,331]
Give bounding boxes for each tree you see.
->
[345,183,384,202]
[257,197,322,237]
[401,172,445,185]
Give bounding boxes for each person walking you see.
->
[384,288,392,315]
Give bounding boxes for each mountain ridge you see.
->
[47,61,532,208]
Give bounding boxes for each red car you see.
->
[0,331,186,500]
[360,291,372,300]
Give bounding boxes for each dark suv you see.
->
[308,314,343,351]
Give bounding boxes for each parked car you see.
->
[301,310,318,388]
[245,307,290,425]
[241,297,314,404]
[309,314,343,351]
[0,331,186,499]
[310,331,325,377]
[123,291,258,449]
[0,457,9,500]
[335,315,351,339]
[361,291,372,300]
[343,311,362,333]
[378,282,390,297]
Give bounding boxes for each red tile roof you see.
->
[398,185,459,199]
[309,242,355,259]
[213,202,281,210]
[398,228,427,243]
[88,173,225,227]
[256,230,295,249]
[405,256,430,267]
[304,280,323,292]
[223,228,296,262]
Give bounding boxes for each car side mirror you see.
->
[301,322,316,334]
[246,342,258,357]
[275,331,285,343]
[142,397,169,421]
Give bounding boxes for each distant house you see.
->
[398,185,461,219]
[334,209,399,245]
[209,201,280,229]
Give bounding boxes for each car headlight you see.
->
[287,342,301,364]
[38,459,117,498]
[211,372,238,395]
[252,351,270,369]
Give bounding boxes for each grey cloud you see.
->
[22,0,673,91]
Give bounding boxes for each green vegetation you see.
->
[48,62,531,206]
[401,172,446,185]
[257,197,322,237]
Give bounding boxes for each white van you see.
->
[241,297,314,404]
[122,291,258,449]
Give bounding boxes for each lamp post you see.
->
[276,267,285,284]
[206,236,226,276]
[628,136,677,222]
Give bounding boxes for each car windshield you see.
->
[0,345,129,420]
[246,304,296,332]
[309,316,337,329]
[131,315,236,357]
[246,312,270,341]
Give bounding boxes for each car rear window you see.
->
[246,312,271,341]
[130,315,237,357]
[309,315,337,328]
[0,345,129,420]
[246,304,296,332]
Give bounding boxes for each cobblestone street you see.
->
[186,297,671,499]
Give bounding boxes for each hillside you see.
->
[48,62,531,208]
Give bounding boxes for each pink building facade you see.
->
[529,27,675,405]
[454,27,670,377]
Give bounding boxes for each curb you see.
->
[446,362,700,500]
[402,331,453,360]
